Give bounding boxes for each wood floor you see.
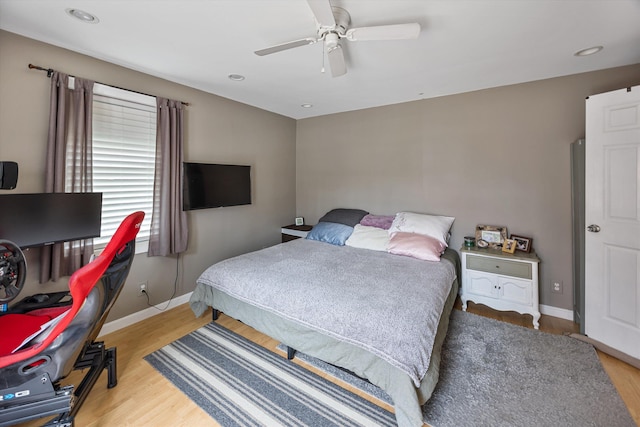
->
[13,299,640,427]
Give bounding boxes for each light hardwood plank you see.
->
[12,299,639,426]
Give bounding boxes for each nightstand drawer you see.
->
[466,255,532,279]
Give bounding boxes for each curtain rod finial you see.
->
[28,63,54,78]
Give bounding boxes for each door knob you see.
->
[587,224,601,233]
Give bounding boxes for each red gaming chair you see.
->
[0,211,144,427]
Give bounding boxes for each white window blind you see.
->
[92,84,156,250]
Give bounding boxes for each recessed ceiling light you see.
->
[301,103,313,108]
[228,74,245,81]
[65,8,99,23]
[574,46,603,57]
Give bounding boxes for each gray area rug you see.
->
[426,310,634,426]
[145,321,396,427]
[283,310,635,427]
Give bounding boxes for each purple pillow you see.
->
[360,214,395,230]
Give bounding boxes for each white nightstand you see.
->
[460,246,541,329]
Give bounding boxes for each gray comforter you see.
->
[195,238,457,387]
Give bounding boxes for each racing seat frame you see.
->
[0,211,144,427]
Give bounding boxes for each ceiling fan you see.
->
[254,0,421,77]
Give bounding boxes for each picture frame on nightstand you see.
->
[511,234,532,253]
[475,224,507,249]
[502,238,517,253]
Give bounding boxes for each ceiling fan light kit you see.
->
[254,0,421,78]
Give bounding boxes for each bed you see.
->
[190,211,459,427]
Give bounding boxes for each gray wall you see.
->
[0,30,297,321]
[2,29,639,317]
[296,63,640,311]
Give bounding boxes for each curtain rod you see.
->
[28,63,190,106]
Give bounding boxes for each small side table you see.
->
[460,246,541,329]
[281,224,313,243]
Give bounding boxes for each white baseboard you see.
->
[98,292,193,337]
[540,304,574,321]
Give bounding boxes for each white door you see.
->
[585,85,640,359]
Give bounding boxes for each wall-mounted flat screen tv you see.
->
[183,162,251,211]
[0,193,102,248]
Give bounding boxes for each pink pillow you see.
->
[387,232,446,262]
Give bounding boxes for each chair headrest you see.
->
[101,211,145,258]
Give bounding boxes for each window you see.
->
[91,84,156,252]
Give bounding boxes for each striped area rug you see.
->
[145,322,396,427]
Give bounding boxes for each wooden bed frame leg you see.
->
[212,309,219,321]
[286,346,296,360]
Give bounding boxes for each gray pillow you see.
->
[318,208,369,227]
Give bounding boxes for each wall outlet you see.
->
[551,281,563,294]
[138,282,148,297]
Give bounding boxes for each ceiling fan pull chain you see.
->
[321,42,326,73]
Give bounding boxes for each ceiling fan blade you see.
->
[306,0,336,26]
[327,45,346,77]
[254,38,318,56]
[345,23,421,41]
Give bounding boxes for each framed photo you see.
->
[510,234,532,253]
[502,238,517,254]
[475,225,508,249]
[295,217,304,226]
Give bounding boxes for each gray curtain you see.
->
[40,72,95,283]
[148,97,188,256]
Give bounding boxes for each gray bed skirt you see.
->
[190,275,459,427]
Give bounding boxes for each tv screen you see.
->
[183,162,251,211]
[0,193,102,248]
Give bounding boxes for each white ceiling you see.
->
[1,0,639,119]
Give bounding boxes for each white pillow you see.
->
[345,224,390,251]
[388,212,455,246]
